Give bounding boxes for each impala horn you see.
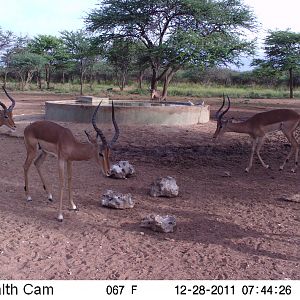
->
[2,86,16,112]
[92,101,108,145]
[91,101,119,147]
[109,101,119,147]
[215,94,230,121]
[0,101,8,113]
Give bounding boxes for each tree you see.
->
[9,52,47,90]
[0,27,14,86]
[252,30,300,98]
[86,0,256,99]
[28,35,65,89]
[1,34,31,87]
[0,27,14,51]
[106,38,138,90]
[60,30,101,95]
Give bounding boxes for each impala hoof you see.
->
[57,214,63,222]
[245,168,249,173]
[69,207,78,211]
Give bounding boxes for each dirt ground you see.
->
[0,91,299,280]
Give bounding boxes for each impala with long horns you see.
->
[0,86,16,130]
[213,95,300,173]
[23,101,119,221]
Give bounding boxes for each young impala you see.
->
[150,89,162,101]
[213,95,300,172]
[23,101,119,221]
[0,86,16,130]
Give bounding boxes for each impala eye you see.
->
[99,153,104,157]
[4,115,8,119]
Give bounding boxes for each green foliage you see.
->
[86,0,257,93]
[28,35,64,62]
[264,30,300,71]
[0,27,14,51]
[252,30,300,98]
[253,30,300,72]
[9,52,47,72]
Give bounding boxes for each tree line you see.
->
[0,0,299,98]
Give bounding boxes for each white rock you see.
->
[149,176,179,197]
[140,214,176,233]
[101,190,134,209]
[110,160,135,179]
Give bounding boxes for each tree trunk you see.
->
[161,69,176,100]
[289,68,294,99]
[45,64,50,89]
[19,73,25,91]
[80,60,84,95]
[137,70,144,89]
[150,66,159,91]
[3,71,7,88]
[62,71,65,84]
[25,70,33,89]
[36,71,42,90]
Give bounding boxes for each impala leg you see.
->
[23,147,37,201]
[58,159,65,222]
[245,138,258,172]
[256,137,269,169]
[67,161,77,210]
[34,151,53,201]
[293,146,299,173]
[280,130,299,172]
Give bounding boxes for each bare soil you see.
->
[0,91,299,280]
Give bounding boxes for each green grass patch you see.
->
[6,82,300,99]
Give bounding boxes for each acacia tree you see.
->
[253,30,300,98]
[85,0,256,99]
[0,27,14,51]
[28,35,65,89]
[9,52,47,90]
[106,38,139,90]
[0,27,14,86]
[1,35,31,87]
[61,30,100,95]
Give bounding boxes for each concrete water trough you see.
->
[45,97,210,125]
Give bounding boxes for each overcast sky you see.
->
[0,0,99,36]
[0,0,299,70]
[1,0,299,37]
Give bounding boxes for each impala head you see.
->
[0,86,16,131]
[85,101,119,177]
[213,94,231,140]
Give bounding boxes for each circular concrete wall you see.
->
[45,100,210,125]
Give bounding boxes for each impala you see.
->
[213,95,300,172]
[23,101,119,221]
[150,88,162,101]
[0,86,16,130]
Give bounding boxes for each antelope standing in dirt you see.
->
[150,89,162,101]
[23,102,119,221]
[213,95,300,172]
[0,86,16,130]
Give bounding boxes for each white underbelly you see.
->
[263,122,283,133]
